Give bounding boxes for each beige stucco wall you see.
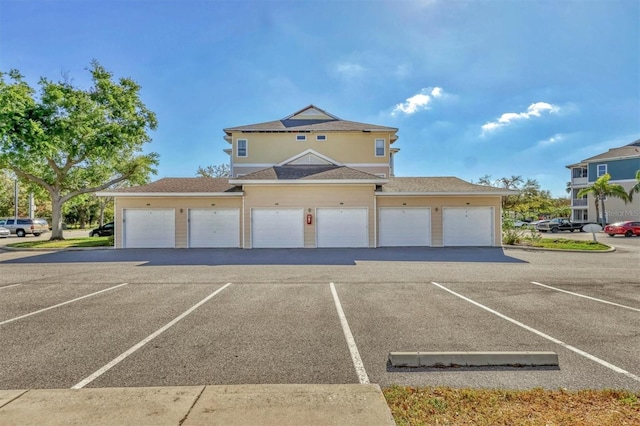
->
[230,132,394,165]
[376,195,504,247]
[114,197,242,248]
[242,184,376,248]
[113,192,504,248]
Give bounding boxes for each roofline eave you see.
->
[376,191,518,196]
[229,179,387,185]
[96,192,244,197]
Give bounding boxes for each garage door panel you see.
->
[124,209,175,248]
[189,209,240,248]
[379,208,431,247]
[443,207,493,246]
[317,208,368,248]
[252,209,304,248]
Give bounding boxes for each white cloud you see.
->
[394,63,411,79]
[392,87,444,116]
[537,133,565,147]
[334,62,365,78]
[481,102,560,134]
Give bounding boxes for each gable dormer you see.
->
[278,149,342,167]
[282,105,340,122]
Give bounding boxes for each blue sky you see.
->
[1,0,638,197]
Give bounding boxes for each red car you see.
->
[604,221,640,237]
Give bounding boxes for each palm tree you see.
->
[577,174,630,227]
[628,170,640,201]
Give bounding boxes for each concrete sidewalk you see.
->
[0,384,396,426]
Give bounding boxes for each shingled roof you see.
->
[103,177,240,194]
[231,165,385,181]
[101,175,518,195]
[580,139,640,162]
[224,105,397,134]
[224,119,397,133]
[378,177,518,195]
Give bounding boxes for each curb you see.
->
[502,245,615,253]
[0,246,114,252]
[389,351,559,368]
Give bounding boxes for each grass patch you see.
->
[519,238,610,251]
[383,386,640,425]
[7,237,112,249]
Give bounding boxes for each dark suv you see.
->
[90,222,114,237]
[0,218,49,237]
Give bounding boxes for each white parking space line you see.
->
[0,283,129,327]
[431,281,640,384]
[531,281,640,313]
[72,282,232,389]
[0,284,22,290]
[330,282,369,385]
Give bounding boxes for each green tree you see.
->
[0,171,15,217]
[628,170,640,201]
[196,163,230,178]
[477,174,495,187]
[0,170,51,218]
[63,193,98,229]
[577,173,630,226]
[476,175,564,220]
[0,62,158,239]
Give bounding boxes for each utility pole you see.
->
[29,193,35,218]
[14,179,19,219]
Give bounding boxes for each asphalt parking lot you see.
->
[0,233,638,392]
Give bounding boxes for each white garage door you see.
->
[443,207,494,246]
[317,208,368,248]
[124,209,175,248]
[379,208,431,247]
[189,209,240,248]
[252,209,304,248]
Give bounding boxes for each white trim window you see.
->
[597,164,607,177]
[237,139,248,157]
[296,134,307,141]
[375,139,385,157]
[316,134,327,141]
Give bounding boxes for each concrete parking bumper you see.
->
[0,384,396,426]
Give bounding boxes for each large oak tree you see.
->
[0,61,158,239]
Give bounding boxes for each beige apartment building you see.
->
[101,106,514,248]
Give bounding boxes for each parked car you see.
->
[603,221,640,237]
[0,218,49,237]
[35,218,51,230]
[0,226,9,238]
[503,218,534,228]
[90,222,114,237]
[532,220,550,230]
[536,218,583,233]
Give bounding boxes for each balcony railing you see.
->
[571,177,588,185]
[572,198,588,207]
